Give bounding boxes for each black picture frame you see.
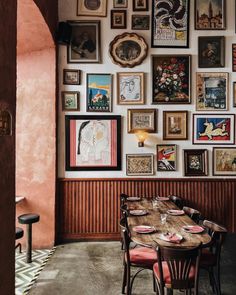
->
[184,149,208,176]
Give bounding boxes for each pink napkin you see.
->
[164,233,182,243]
[133,226,153,233]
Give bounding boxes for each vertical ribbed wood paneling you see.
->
[57,178,236,242]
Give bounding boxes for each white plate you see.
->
[182,225,204,234]
[158,233,183,243]
[167,209,185,216]
[127,197,141,201]
[156,197,170,201]
[129,209,148,216]
[133,225,156,234]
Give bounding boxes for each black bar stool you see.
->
[15,227,24,253]
[18,213,40,263]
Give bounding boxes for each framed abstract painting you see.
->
[156,144,177,171]
[126,154,154,176]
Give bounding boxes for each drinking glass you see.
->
[160,213,167,224]
[152,197,159,209]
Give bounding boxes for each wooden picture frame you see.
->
[77,0,107,16]
[232,44,236,72]
[152,55,191,104]
[233,82,236,107]
[195,0,226,30]
[109,32,148,68]
[192,113,235,145]
[156,144,177,171]
[213,147,236,176]
[151,0,190,48]
[196,72,228,111]
[67,21,100,63]
[126,154,154,176]
[111,10,127,29]
[62,92,80,111]
[63,69,81,85]
[132,15,150,30]
[133,0,148,11]
[163,111,188,140]
[86,73,112,112]
[117,72,144,105]
[198,36,225,68]
[65,115,121,171]
[184,149,208,176]
[127,109,157,133]
[113,0,128,8]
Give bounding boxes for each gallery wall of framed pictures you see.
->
[58,0,236,178]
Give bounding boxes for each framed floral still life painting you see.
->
[213,147,236,176]
[163,111,188,140]
[195,0,226,30]
[62,92,80,111]
[117,72,144,105]
[196,72,228,111]
[152,55,191,104]
[126,154,154,176]
[127,109,157,133]
[156,144,177,171]
[151,0,190,48]
[184,149,208,177]
[77,0,107,16]
[192,114,235,145]
[65,115,121,171]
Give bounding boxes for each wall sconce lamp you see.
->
[135,130,149,147]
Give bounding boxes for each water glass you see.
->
[152,198,159,209]
[160,213,167,224]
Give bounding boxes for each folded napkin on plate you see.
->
[164,233,182,243]
[134,226,153,232]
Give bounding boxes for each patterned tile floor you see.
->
[15,247,56,295]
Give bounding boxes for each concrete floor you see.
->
[29,235,236,295]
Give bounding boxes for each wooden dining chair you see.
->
[120,219,157,295]
[120,193,129,206]
[200,220,227,295]
[169,195,184,209]
[183,206,201,224]
[153,244,202,295]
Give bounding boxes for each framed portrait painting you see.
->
[152,55,191,104]
[63,69,81,85]
[133,0,148,11]
[113,0,128,8]
[86,74,112,112]
[77,0,107,16]
[213,147,236,176]
[163,111,188,140]
[62,92,80,111]
[151,0,190,48]
[192,114,235,145]
[195,0,226,30]
[232,44,236,72]
[117,72,144,105]
[68,21,100,63]
[184,149,208,176]
[126,154,154,176]
[111,10,127,29]
[127,109,157,133]
[196,72,228,111]
[156,144,177,171]
[65,115,121,171]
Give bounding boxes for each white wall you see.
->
[58,0,236,178]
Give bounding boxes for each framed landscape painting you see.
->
[163,111,188,140]
[156,144,177,171]
[63,69,81,85]
[184,149,208,176]
[132,15,150,30]
[213,147,236,176]
[151,0,190,48]
[127,109,157,133]
[65,115,121,171]
[192,114,235,145]
[152,55,191,104]
[126,154,154,176]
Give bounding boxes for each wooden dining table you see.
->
[127,198,211,248]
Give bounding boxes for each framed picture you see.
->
[213,147,236,176]
[192,114,235,145]
[163,111,188,140]
[232,44,236,72]
[198,36,225,68]
[109,32,148,68]
[132,15,150,30]
[133,0,148,11]
[67,21,100,63]
[65,115,121,171]
[184,149,208,177]
[233,82,236,107]
[156,144,177,171]
[152,55,191,104]
[127,109,157,133]
[111,10,127,29]
[77,0,107,16]
[113,0,128,8]
[86,74,112,112]
[151,0,190,48]
[117,72,144,105]
[126,154,154,176]
[63,69,81,85]
[62,92,80,111]
[196,72,228,111]
[195,0,226,30]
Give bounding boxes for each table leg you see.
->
[26,223,32,263]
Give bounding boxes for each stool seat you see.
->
[16,227,24,240]
[18,213,40,224]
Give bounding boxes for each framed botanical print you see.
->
[65,115,121,171]
[196,72,228,111]
[127,109,157,133]
[126,154,154,176]
[152,55,191,104]
[156,144,177,171]
[232,44,236,72]
[192,114,235,145]
[86,74,112,112]
[151,0,190,48]
[67,21,100,63]
[133,0,148,11]
[113,0,128,8]
[198,36,225,68]
[111,10,127,29]
[195,0,226,30]
[117,72,144,105]
[77,0,107,16]
[163,111,188,140]
[132,15,150,30]
[184,149,208,176]
[62,92,80,111]
[63,69,81,85]
[213,147,236,176]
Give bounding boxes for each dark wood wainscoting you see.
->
[56,178,236,242]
